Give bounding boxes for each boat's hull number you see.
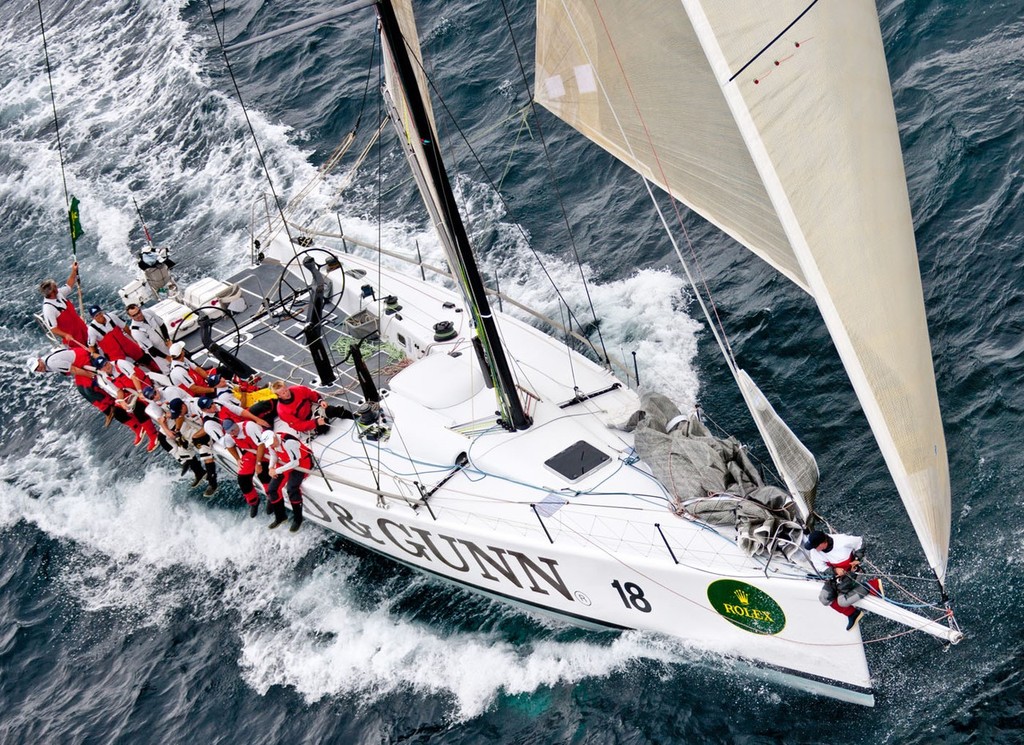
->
[611,580,652,612]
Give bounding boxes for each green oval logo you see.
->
[707,579,786,635]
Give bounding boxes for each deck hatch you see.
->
[544,440,610,482]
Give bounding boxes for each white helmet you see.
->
[260,430,277,447]
[26,355,41,374]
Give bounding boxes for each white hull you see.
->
[200,244,882,704]
[289,471,874,705]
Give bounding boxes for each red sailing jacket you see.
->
[70,347,94,388]
[277,386,322,432]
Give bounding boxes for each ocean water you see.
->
[1,1,1022,743]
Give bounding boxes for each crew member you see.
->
[271,380,353,436]
[141,386,208,487]
[125,303,171,372]
[87,306,159,372]
[804,530,882,631]
[27,347,110,411]
[167,395,218,497]
[261,430,312,532]
[168,342,215,397]
[94,357,159,451]
[216,417,269,518]
[39,262,88,348]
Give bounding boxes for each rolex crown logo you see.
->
[733,589,749,605]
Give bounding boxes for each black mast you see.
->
[375,0,530,430]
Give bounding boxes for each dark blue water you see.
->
[1,1,1022,742]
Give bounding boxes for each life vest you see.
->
[91,320,146,362]
[109,369,139,393]
[228,421,261,453]
[45,295,88,347]
[214,400,245,428]
[113,359,151,389]
[279,433,313,470]
[64,347,94,388]
[131,365,153,388]
[828,554,857,572]
[170,360,209,391]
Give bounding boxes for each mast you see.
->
[375,0,531,430]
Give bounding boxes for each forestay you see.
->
[534,0,951,582]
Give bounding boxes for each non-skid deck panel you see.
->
[177,260,398,405]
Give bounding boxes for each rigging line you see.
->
[399,26,606,374]
[353,25,378,131]
[36,0,69,208]
[373,35,385,473]
[37,0,85,317]
[203,0,299,263]
[497,0,610,365]
[583,0,740,374]
[495,109,529,193]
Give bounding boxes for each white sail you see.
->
[381,2,470,303]
[737,370,818,519]
[534,0,805,289]
[535,0,951,582]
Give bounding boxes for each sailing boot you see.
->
[289,503,303,533]
[244,490,259,518]
[129,419,145,446]
[188,458,206,488]
[203,462,218,498]
[143,421,160,452]
[268,500,288,530]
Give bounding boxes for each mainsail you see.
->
[535,0,951,582]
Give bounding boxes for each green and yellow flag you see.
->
[68,195,83,249]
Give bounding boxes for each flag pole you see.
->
[68,196,85,316]
[132,196,154,246]
[38,0,85,316]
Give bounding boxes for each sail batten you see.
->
[536,0,951,580]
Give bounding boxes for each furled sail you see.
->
[737,370,818,520]
[535,0,951,582]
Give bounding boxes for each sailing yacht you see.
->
[96,0,961,705]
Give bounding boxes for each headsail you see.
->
[535,0,951,582]
[737,370,818,520]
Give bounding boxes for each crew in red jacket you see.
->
[27,349,133,432]
[94,357,160,451]
[270,380,352,435]
[214,415,268,518]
